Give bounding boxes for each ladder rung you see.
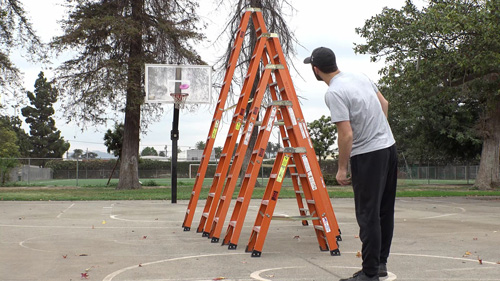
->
[221,153,227,157]
[291,173,298,176]
[269,82,278,87]
[191,191,195,195]
[299,174,307,178]
[215,173,222,177]
[307,200,315,204]
[221,196,226,200]
[227,174,233,179]
[295,190,303,194]
[261,200,269,205]
[282,137,289,141]
[270,174,277,178]
[186,209,190,214]
[214,217,219,222]
[299,208,308,212]
[209,192,215,197]
[314,225,324,231]
[202,212,209,218]
[237,197,244,202]
[245,173,251,178]
[229,220,237,227]
[253,226,261,232]
[271,100,293,106]
[288,164,296,167]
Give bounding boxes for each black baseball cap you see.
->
[303,47,337,72]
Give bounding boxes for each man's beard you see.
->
[312,66,322,81]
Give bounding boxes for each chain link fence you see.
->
[0,157,483,186]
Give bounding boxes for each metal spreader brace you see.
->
[181,7,342,257]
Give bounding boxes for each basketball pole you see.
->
[171,67,182,204]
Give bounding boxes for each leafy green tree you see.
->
[71,149,84,159]
[141,147,158,156]
[51,0,205,190]
[0,126,20,185]
[195,141,205,150]
[0,0,44,103]
[214,146,223,161]
[104,122,124,185]
[0,115,31,156]
[307,115,337,165]
[21,72,70,160]
[355,0,500,189]
[82,151,98,159]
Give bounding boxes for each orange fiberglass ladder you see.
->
[182,7,341,257]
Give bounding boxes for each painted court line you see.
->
[56,203,75,218]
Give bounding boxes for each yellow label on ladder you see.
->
[276,155,290,183]
[236,121,242,131]
[212,120,220,139]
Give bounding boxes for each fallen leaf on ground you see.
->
[478,256,483,265]
[143,236,147,239]
[62,255,67,259]
[463,251,471,257]
[356,251,362,258]
[138,263,142,267]
[213,277,226,280]
[81,272,89,279]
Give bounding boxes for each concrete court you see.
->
[0,197,499,281]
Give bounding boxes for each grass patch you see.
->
[1,178,499,201]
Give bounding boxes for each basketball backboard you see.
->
[145,64,212,104]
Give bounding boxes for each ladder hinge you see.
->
[265,64,285,70]
[282,147,306,153]
[271,100,293,106]
[245,7,262,12]
[259,33,278,39]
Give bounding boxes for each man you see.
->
[304,47,398,281]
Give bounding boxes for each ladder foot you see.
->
[336,235,342,241]
[319,246,329,252]
[338,228,342,235]
[245,245,252,253]
[183,226,191,231]
[251,250,262,257]
[228,243,238,250]
[301,221,309,226]
[202,232,210,238]
[330,249,341,256]
[211,237,219,243]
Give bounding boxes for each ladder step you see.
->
[271,100,293,106]
[299,208,308,212]
[307,200,315,204]
[291,173,298,176]
[245,173,251,178]
[214,217,219,222]
[215,173,222,177]
[261,200,269,205]
[237,197,244,202]
[221,196,226,200]
[270,174,277,178]
[202,212,209,218]
[314,225,324,231]
[209,192,215,197]
[253,226,261,232]
[229,220,237,227]
[295,190,303,194]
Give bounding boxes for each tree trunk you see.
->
[116,0,143,190]
[474,101,500,190]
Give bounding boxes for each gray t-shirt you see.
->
[325,71,395,157]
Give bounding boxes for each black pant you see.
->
[350,144,398,277]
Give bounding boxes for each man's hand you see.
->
[336,168,351,186]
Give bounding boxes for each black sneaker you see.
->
[339,270,379,281]
[378,263,387,277]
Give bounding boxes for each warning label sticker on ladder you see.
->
[243,122,254,145]
[301,155,317,191]
[322,217,332,233]
[277,155,289,182]
[212,120,220,139]
[287,106,297,125]
[266,107,277,131]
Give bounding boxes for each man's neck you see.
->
[324,69,340,85]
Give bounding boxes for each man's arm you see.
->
[335,120,353,185]
[377,91,389,118]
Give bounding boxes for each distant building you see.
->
[182,149,216,161]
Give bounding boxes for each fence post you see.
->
[76,158,79,187]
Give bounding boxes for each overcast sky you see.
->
[11,0,424,156]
